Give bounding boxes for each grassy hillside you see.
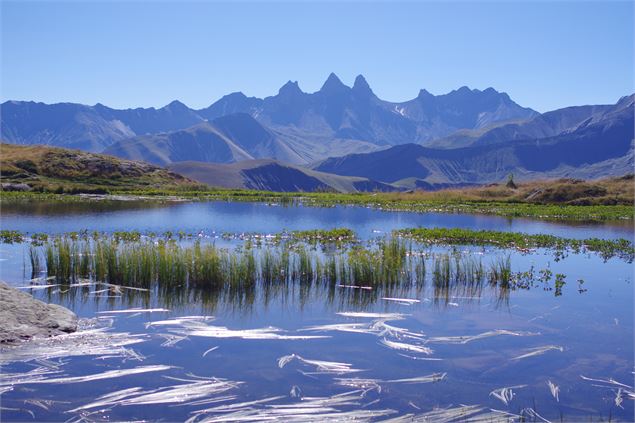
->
[0,143,203,193]
[384,175,635,206]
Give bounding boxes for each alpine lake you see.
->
[0,199,633,422]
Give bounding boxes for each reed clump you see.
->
[28,245,41,279]
[37,236,418,289]
[33,235,566,297]
[432,254,485,288]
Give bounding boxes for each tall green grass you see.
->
[34,235,555,297]
[28,246,41,279]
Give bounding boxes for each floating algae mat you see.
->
[0,202,633,421]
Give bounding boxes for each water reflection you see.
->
[1,199,170,217]
[29,274,520,316]
[2,199,633,240]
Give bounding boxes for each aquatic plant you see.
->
[28,246,41,279]
[5,227,633,262]
[489,255,512,287]
[29,233,570,303]
[396,227,634,262]
[554,273,567,296]
[288,228,356,246]
[0,230,23,244]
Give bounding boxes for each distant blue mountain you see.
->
[1,74,537,155]
[198,73,537,146]
[2,76,631,186]
[0,100,203,152]
[314,95,634,185]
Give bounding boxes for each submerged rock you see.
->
[0,281,77,343]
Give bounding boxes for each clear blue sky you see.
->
[1,1,633,112]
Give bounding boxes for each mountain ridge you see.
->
[1,74,538,155]
[168,159,397,193]
[314,95,634,186]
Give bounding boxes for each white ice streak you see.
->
[383,404,486,423]
[23,399,68,411]
[146,317,327,340]
[579,374,633,389]
[615,388,624,409]
[158,333,189,347]
[0,320,146,365]
[547,380,560,402]
[336,284,373,290]
[69,376,242,412]
[336,312,406,320]
[428,329,538,345]
[372,321,425,340]
[305,317,432,358]
[277,354,362,375]
[191,395,287,416]
[99,282,149,292]
[301,322,375,335]
[186,390,396,423]
[380,338,433,355]
[381,297,421,305]
[180,325,328,341]
[521,407,552,423]
[14,284,60,290]
[333,373,445,394]
[512,345,563,360]
[0,365,61,387]
[202,346,219,357]
[145,316,215,327]
[97,308,170,314]
[334,378,382,393]
[386,373,446,384]
[0,365,172,387]
[302,319,424,340]
[579,375,635,403]
[489,385,526,406]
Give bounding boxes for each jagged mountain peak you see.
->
[417,89,433,100]
[278,80,303,96]
[320,72,348,94]
[164,100,190,111]
[352,74,373,96]
[1,78,543,154]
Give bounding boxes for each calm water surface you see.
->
[0,201,633,421]
[2,200,633,240]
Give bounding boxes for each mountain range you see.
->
[1,74,633,192]
[1,74,536,158]
[315,94,634,186]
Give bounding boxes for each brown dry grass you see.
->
[378,175,634,205]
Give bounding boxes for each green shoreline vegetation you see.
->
[27,234,571,298]
[1,142,633,222]
[2,188,633,221]
[395,227,635,262]
[2,227,632,262]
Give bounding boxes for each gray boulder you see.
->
[1,182,32,192]
[0,281,77,343]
